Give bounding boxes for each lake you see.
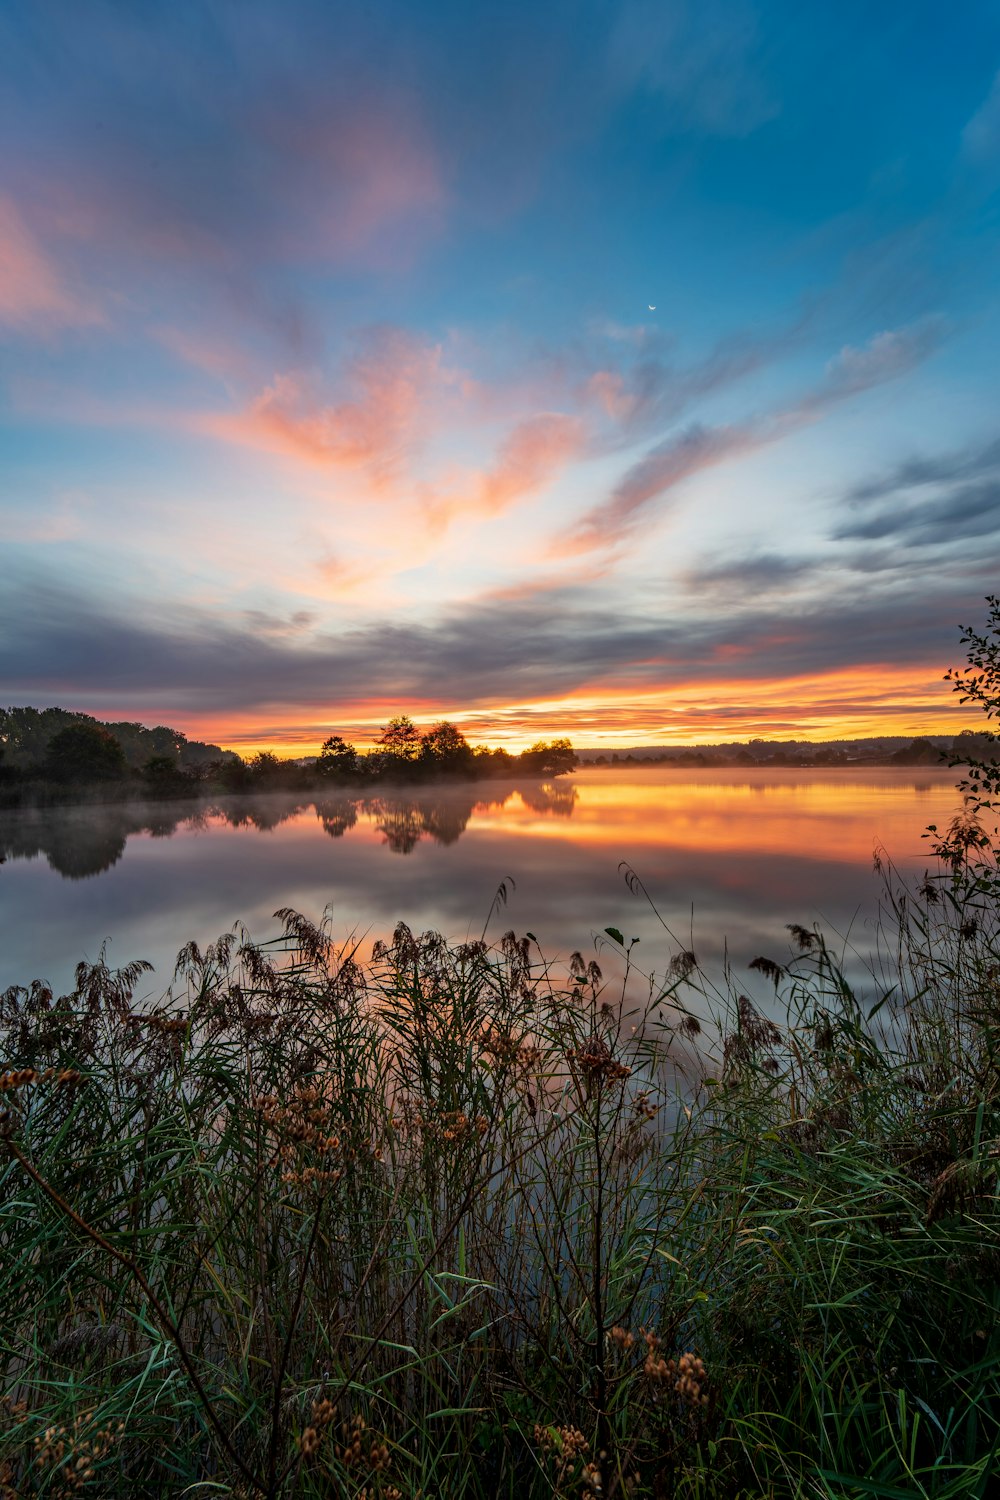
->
[0,767,963,1004]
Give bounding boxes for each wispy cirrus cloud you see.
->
[837,479,1000,548]
[962,68,1000,160]
[832,427,1000,548]
[555,316,950,557]
[478,412,585,514]
[0,195,100,332]
[608,0,777,138]
[845,432,1000,503]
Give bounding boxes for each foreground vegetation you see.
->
[1,846,998,1498]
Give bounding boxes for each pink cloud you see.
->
[0,195,100,332]
[281,108,447,266]
[0,492,84,544]
[152,324,254,385]
[478,412,586,514]
[199,327,451,487]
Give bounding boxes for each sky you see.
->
[2,0,999,755]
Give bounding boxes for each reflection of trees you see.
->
[0,780,574,877]
[370,800,426,855]
[519,781,579,817]
[206,798,307,832]
[315,799,359,840]
[312,787,522,854]
[0,807,153,880]
[44,824,129,880]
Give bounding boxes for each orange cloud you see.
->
[478,412,585,515]
[0,195,100,331]
[199,328,450,487]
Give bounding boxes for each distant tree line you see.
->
[582,731,997,770]
[0,706,578,804]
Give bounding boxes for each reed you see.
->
[1,855,998,1498]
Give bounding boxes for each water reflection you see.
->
[0,769,962,1001]
[0,781,579,878]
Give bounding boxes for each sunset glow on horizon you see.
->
[2,2,999,748]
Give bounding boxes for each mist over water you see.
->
[0,768,962,1003]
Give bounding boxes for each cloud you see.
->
[556,318,950,556]
[152,325,253,385]
[0,494,84,544]
[0,195,100,332]
[962,69,1000,159]
[269,105,446,266]
[821,317,950,398]
[846,433,1000,503]
[558,421,765,557]
[0,559,977,725]
[836,478,1000,548]
[582,331,784,440]
[477,413,585,516]
[833,428,1000,549]
[199,327,450,487]
[684,552,818,597]
[609,0,777,138]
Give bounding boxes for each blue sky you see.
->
[1,0,998,751]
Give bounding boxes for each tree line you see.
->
[0,706,577,801]
[311,715,577,783]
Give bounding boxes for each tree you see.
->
[377,715,422,762]
[316,735,358,778]
[943,596,1000,810]
[142,755,193,797]
[517,738,578,777]
[246,751,283,785]
[419,721,474,774]
[43,723,128,783]
[927,597,1000,876]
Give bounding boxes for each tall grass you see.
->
[1,855,998,1497]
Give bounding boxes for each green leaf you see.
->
[605,926,625,945]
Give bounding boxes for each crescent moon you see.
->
[648,304,656,311]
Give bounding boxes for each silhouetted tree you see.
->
[246,751,283,785]
[419,721,474,775]
[317,735,358,778]
[142,755,194,797]
[377,715,422,763]
[43,723,127,783]
[517,738,578,777]
[472,745,515,778]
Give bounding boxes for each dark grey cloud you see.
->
[0,561,983,723]
[836,478,1000,546]
[683,553,819,598]
[847,433,1000,504]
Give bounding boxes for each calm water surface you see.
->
[0,768,962,1001]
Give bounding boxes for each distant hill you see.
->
[574,735,985,768]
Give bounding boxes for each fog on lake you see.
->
[0,767,964,1002]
